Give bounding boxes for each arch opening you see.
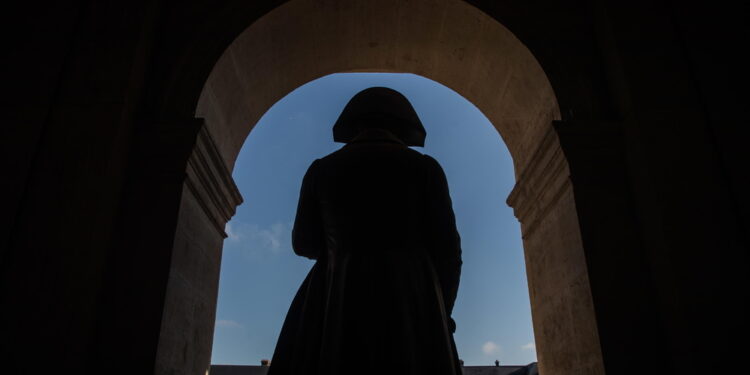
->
[210,72,537,367]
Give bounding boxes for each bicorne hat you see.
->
[332,87,426,147]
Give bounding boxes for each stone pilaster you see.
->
[507,124,605,375]
[553,119,669,375]
[155,119,243,375]
[184,121,244,237]
[507,125,571,238]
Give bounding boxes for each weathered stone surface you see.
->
[196,0,560,175]
[155,121,242,375]
[3,1,745,375]
[193,2,602,375]
[508,126,603,375]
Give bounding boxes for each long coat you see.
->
[268,130,462,375]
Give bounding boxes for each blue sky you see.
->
[211,73,536,366]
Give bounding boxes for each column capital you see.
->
[507,124,571,238]
[184,119,243,238]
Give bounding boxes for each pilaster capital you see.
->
[507,124,571,238]
[507,120,627,237]
[185,119,243,238]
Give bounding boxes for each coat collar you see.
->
[347,128,407,146]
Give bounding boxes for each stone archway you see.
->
[156,1,604,374]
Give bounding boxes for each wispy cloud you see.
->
[482,341,501,355]
[224,221,292,256]
[216,319,244,329]
[521,342,536,352]
[254,222,285,252]
[225,223,241,241]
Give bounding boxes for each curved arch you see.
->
[196,0,559,176]
[159,1,604,375]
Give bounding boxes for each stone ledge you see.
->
[185,119,243,238]
[507,123,571,238]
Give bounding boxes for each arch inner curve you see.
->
[197,0,560,176]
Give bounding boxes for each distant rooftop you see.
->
[461,365,524,375]
[210,365,268,375]
[209,362,538,375]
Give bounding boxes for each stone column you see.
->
[95,117,241,375]
[154,120,243,375]
[507,125,605,375]
[553,120,671,375]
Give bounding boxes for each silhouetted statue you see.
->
[267,87,462,375]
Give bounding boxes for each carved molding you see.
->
[507,124,571,238]
[185,119,244,238]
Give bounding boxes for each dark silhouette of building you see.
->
[209,363,536,375]
[0,1,745,375]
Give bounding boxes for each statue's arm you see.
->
[423,155,463,328]
[292,159,325,260]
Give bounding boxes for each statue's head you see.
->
[333,87,426,147]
